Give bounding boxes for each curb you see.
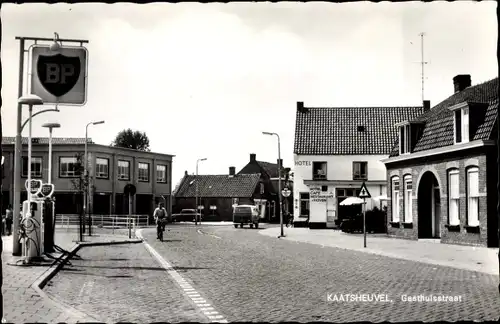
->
[30,238,144,322]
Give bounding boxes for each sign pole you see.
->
[363,198,367,248]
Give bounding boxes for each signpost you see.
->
[30,44,88,105]
[281,187,291,198]
[358,182,371,248]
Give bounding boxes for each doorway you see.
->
[417,171,441,238]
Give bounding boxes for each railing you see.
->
[55,214,152,232]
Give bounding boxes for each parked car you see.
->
[172,209,203,222]
[233,205,260,228]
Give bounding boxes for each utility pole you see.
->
[419,32,428,102]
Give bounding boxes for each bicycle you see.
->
[156,218,166,241]
[285,215,294,228]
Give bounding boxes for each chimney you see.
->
[229,166,235,176]
[453,74,471,93]
[423,100,430,112]
[184,170,188,176]
[250,153,256,162]
[297,101,308,113]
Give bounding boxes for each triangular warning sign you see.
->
[359,182,371,198]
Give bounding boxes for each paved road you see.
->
[145,224,500,322]
[44,242,209,323]
[44,224,500,322]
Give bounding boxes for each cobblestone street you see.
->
[42,224,500,322]
[145,225,500,322]
[43,241,208,323]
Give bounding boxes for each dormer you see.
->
[448,101,488,144]
[395,120,425,155]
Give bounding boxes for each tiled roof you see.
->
[1,137,92,145]
[389,77,499,157]
[294,106,424,155]
[174,173,261,198]
[257,161,279,178]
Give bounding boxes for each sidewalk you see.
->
[1,229,135,323]
[259,227,499,275]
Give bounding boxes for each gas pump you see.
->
[21,181,55,262]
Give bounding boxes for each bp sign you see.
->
[30,45,88,105]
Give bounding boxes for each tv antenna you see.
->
[419,32,428,102]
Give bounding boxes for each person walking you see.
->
[153,202,167,240]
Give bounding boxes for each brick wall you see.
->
[385,148,497,247]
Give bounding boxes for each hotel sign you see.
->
[294,160,312,166]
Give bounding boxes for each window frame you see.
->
[352,161,368,180]
[391,176,400,222]
[95,157,110,179]
[59,156,79,178]
[21,156,43,178]
[312,161,327,180]
[138,162,150,182]
[156,164,167,183]
[403,174,413,223]
[299,192,310,217]
[466,166,479,227]
[447,169,460,226]
[454,107,470,144]
[399,124,411,155]
[117,160,130,181]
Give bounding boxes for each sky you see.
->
[1,2,498,188]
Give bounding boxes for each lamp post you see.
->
[84,120,105,236]
[262,131,284,238]
[18,95,44,261]
[195,158,207,225]
[42,123,61,184]
[12,34,88,256]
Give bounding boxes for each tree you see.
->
[111,128,150,151]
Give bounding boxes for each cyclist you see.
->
[154,202,167,240]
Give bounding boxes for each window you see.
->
[138,162,150,182]
[466,167,479,226]
[22,157,43,178]
[117,160,130,180]
[454,108,470,144]
[321,185,328,192]
[59,157,78,177]
[299,193,310,217]
[353,162,368,180]
[357,125,365,132]
[156,164,167,183]
[391,177,400,222]
[448,169,460,225]
[312,162,327,180]
[96,158,109,179]
[399,125,410,154]
[260,183,264,194]
[403,175,412,223]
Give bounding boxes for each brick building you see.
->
[381,75,498,247]
[173,167,261,221]
[238,153,293,223]
[1,137,174,217]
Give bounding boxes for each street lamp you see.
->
[195,158,207,225]
[262,131,284,238]
[42,122,61,184]
[84,120,105,236]
[18,95,44,258]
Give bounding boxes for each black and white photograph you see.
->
[0,1,499,323]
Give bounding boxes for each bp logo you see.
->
[37,54,81,97]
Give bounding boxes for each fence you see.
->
[55,214,152,237]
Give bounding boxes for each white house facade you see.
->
[292,101,425,229]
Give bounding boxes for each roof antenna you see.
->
[419,32,428,102]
